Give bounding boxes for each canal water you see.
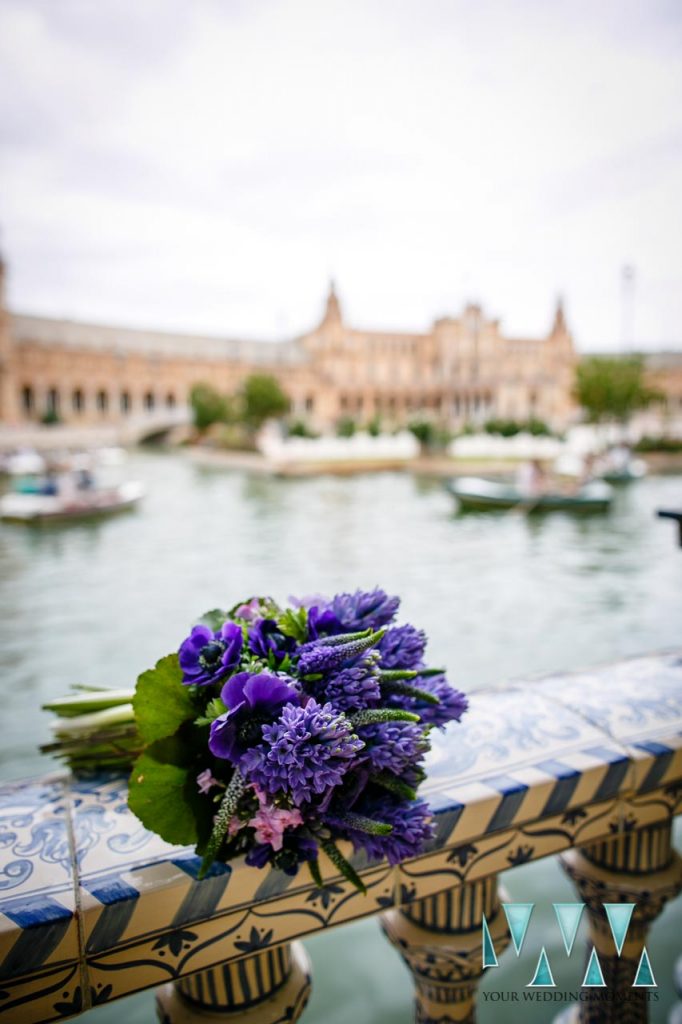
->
[1,451,680,1022]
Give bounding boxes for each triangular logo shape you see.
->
[481,915,498,968]
[553,903,584,956]
[604,903,635,955]
[582,947,607,987]
[633,947,656,988]
[528,947,555,987]
[503,903,534,956]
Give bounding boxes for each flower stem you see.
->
[199,770,245,879]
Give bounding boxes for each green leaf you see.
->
[337,812,393,836]
[133,654,196,744]
[349,708,420,728]
[194,697,227,727]
[277,607,309,643]
[197,609,230,631]
[308,857,324,889]
[321,840,366,894]
[127,751,198,846]
[379,680,441,705]
[371,773,418,801]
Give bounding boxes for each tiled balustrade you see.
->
[1,651,681,1023]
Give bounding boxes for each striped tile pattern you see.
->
[0,650,680,1022]
[177,945,291,1011]
[403,876,497,933]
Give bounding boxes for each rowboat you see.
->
[447,477,613,513]
[0,480,144,524]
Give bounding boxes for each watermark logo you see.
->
[482,902,656,990]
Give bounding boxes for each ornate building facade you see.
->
[0,256,579,431]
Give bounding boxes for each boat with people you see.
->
[0,448,144,524]
[447,476,613,513]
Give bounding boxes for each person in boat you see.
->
[515,459,548,497]
[41,468,59,496]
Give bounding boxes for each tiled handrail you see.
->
[1,651,681,1023]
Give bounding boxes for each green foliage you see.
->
[287,419,319,439]
[408,420,436,447]
[336,416,357,437]
[277,606,309,644]
[575,356,660,424]
[483,417,552,437]
[241,374,290,430]
[634,435,682,453]
[190,383,230,432]
[194,697,227,726]
[366,416,382,437]
[133,654,196,744]
[128,748,199,846]
[197,609,230,631]
[41,407,61,426]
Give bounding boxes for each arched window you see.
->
[72,388,85,414]
[305,395,314,413]
[144,392,155,411]
[166,392,176,408]
[47,388,60,414]
[96,390,108,413]
[21,385,34,415]
[120,391,131,414]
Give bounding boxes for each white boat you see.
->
[447,476,613,513]
[0,480,144,524]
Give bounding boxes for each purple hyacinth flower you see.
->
[330,588,400,632]
[378,625,427,670]
[358,720,427,775]
[208,672,300,763]
[308,659,381,712]
[387,674,469,727]
[332,796,434,865]
[241,699,365,806]
[248,619,296,662]
[178,621,243,687]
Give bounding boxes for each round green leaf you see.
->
[133,654,195,743]
[128,752,198,846]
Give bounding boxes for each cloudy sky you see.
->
[1,0,681,351]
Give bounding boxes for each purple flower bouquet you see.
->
[45,589,468,890]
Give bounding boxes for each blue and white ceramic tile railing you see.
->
[1,651,681,1024]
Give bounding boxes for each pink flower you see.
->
[197,768,221,795]
[248,803,303,851]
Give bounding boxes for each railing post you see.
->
[381,877,510,1023]
[155,941,311,1024]
[560,819,682,1023]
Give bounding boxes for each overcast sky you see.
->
[1,0,681,351]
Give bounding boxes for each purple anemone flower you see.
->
[178,622,243,687]
[332,796,434,865]
[306,604,343,639]
[387,674,469,727]
[378,625,426,670]
[241,699,365,806]
[248,619,296,663]
[330,588,400,632]
[208,672,300,763]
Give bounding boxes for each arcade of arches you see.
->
[0,261,579,432]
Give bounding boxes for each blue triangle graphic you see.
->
[481,914,498,968]
[633,947,656,988]
[553,903,584,956]
[582,947,607,987]
[503,903,534,956]
[604,903,635,955]
[528,946,555,987]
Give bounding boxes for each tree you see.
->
[575,356,660,424]
[189,383,230,433]
[240,374,290,431]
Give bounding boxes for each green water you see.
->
[1,451,680,1022]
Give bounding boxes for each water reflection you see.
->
[0,451,680,782]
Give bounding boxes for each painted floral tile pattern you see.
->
[0,650,680,1022]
